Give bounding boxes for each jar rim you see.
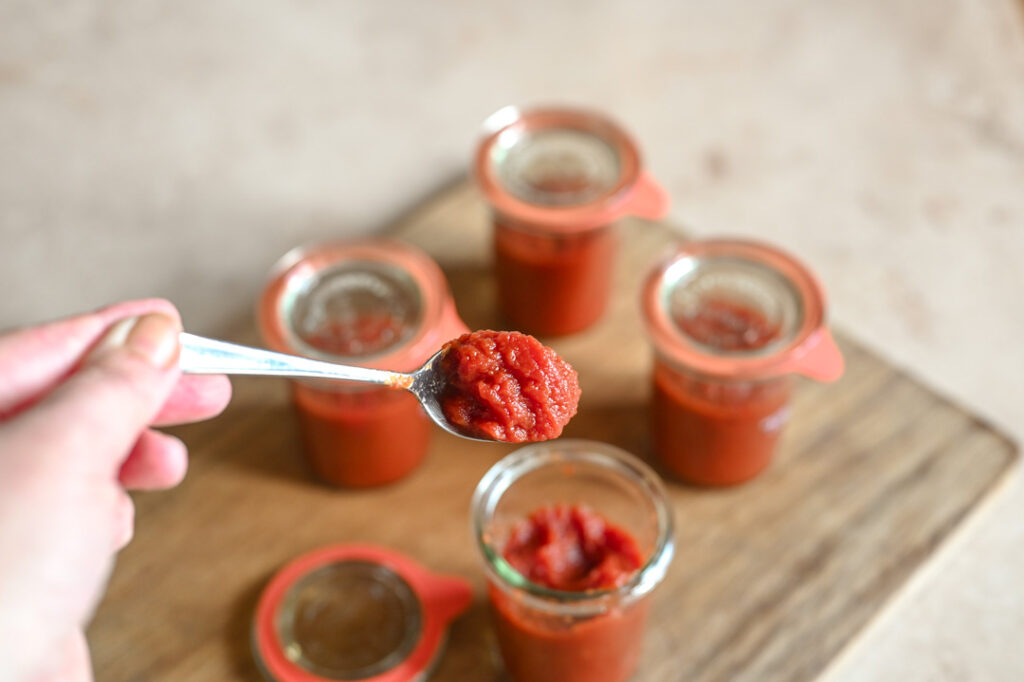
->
[470,440,675,615]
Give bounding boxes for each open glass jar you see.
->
[474,106,670,336]
[471,440,675,682]
[642,239,845,486]
[259,239,467,488]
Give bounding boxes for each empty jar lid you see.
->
[253,544,472,682]
[259,239,467,372]
[474,106,669,231]
[643,239,844,382]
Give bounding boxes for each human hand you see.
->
[0,300,232,682]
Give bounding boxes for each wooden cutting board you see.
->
[89,181,1018,682]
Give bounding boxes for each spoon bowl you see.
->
[178,332,491,442]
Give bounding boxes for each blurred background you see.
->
[2,0,1023,679]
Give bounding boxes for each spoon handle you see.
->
[178,333,403,387]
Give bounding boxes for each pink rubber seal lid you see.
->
[259,239,468,373]
[253,544,473,682]
[474,106,670,232]
[642,239,844,382]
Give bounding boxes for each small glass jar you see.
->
[642,239,845,486]
[471,440,675,682]
[259,239,467,488]
[474,106,670,336]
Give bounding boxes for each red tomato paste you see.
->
[503,505,643,590]
[674,297,781,351]
[293,384,429,488]
[491,505,649,682]
[293,313,427,487]
[495,219,617,337]
[438,330,581,442]
[303,312,406,357]
[653,299,790,486]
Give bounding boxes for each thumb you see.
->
[7,313,183,478]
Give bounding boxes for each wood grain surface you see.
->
[89,181,1018,682]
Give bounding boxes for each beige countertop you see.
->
[3,1,1023,679]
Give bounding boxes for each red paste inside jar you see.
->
[502,505,643,591]
[675,298,780,352]
[529,175,594,196]
[438,330,581,442]
[303,313,405,356]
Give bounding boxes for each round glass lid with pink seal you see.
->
[253,544,472,682]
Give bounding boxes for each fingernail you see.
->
[89,314,181,369]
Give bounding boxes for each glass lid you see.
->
[281,260,424,362]
[489,127,623,207]
[273,560,423,680]
[253,544,473,682]
[643,239,843,381]
[260,240,469,374]
[660,254,804,358]
[474,107,667,231]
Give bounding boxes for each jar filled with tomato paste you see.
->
[474,106,670,336]
[471,440,675,682]
[642,239,845,487]
[259,239,467,488]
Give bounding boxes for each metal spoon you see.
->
[177,332,490,442]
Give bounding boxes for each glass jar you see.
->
[642,239,845,486]
[474,106,670,336]
[471,440,675,682]
[259,239,467,488]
